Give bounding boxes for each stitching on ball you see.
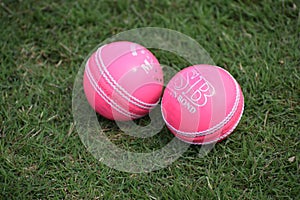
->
[86,62,142,119]
[192,100,244,145]
[95,45,159,110]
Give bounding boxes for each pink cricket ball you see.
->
[161,64,244,145]
[83,41,163,121]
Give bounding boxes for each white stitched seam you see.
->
[86,62,142,119]
[96,46,159,109]
[86,63,141,118]
[181,99,244,145]
[96,46,159,108]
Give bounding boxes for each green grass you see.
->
[1,0,299,199]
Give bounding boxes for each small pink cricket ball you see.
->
[83,41,163,121]
[161,64,244,145]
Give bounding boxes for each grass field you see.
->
[1,0,299,199]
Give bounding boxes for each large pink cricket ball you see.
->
[83,41,163,121]
[161,64,244,145]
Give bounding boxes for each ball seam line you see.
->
[86,64,138,118]
[95,45,159,109]
[185,98,244,145]
[86,63,141,119]
[96,45,160,108]
[86,63,143,119]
